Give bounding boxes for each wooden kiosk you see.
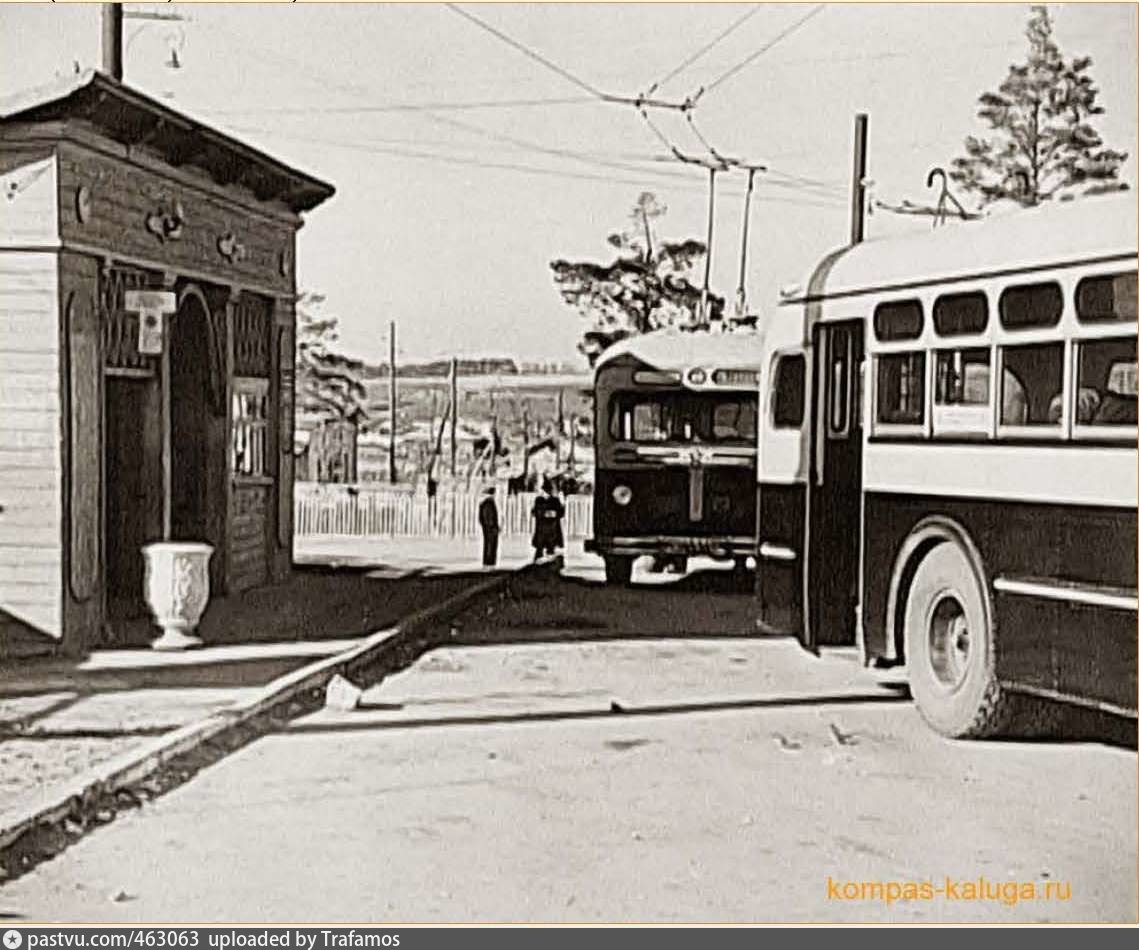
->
[0,71,334,656]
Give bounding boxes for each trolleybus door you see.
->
[803,320,864,650]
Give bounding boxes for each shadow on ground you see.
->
[450,567,759,645]
[1,566,506,708]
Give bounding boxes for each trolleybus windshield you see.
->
[609,392,757,444]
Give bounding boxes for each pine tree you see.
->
[549,192,723,366]
[951,5,1128,207]
[295,291,368,422]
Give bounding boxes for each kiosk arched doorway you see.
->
[169,286,225,593]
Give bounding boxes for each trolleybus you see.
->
[755,194,1137,737]
[587,328,763,584]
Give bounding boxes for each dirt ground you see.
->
[3,634,1133,923]
[3,563,1134,922]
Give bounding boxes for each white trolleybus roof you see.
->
[594,327,763,374]
[784,192,1137,308]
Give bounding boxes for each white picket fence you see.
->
[294,482,593,540]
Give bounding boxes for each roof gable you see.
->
[0,70,334,214]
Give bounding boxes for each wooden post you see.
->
[521,403,530,485]
[449,357,458,479]
[850,113,869,246]
[388,320,397,484]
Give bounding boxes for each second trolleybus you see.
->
[586,328,763,584]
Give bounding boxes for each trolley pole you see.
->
[388,320,397,484]
[700,165,718,325]
[850,113,869,245]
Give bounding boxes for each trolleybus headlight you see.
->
[612,485,633,506]
[687,367,707,385]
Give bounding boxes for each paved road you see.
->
[2,569,1135,923]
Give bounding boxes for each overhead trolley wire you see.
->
[443,2,609,100]
[695,4,827,102]
[223,123,842,208]
[201,95,598,116]
[444,2,694,112]
[684,111,742,169]
[645,3,765,96]
[201,11,708,190]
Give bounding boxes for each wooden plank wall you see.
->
[0,150,58,247]
[228,482,270,593]
[0,251,63,654]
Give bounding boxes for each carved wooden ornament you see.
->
[218,232,247,264]
[76,185,92,224]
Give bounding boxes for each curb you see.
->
[0,556,561,855]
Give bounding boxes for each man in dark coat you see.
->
[478,486,500,567]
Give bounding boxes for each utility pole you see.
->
[489,388,497,477]
[103,4,187,82]
[555,389,565,469]
[101,4,123,80]
[388,320,397,484]
[449,357,458,479]
[850,113,870,245]
[521,403,531,485]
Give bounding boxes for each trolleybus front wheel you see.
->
[603,555,633,585]
[903,542,1011,739]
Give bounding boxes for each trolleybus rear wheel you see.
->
[903,542,1011,738]
[603,555,633,585]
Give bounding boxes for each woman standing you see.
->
[530,478,565,560]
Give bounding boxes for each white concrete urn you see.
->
[142,542,214,651]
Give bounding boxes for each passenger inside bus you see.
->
[1077,338,1137,426]
[1000,342,1063,426]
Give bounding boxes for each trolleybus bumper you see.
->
[586,535,754,560]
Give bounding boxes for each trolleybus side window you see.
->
[999,341,1064,427]
[933,291,989,336]
[772,355,806,429]
[1075,336,1138,428]
[1075,272,1138,324]
[876,352,925,426]
[933,347,991,434]
[999,282,1063,329]
[873,299,923,341]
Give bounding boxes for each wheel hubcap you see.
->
[928,595,971,689]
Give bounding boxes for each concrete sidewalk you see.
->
[0,543,529,814]
[293,535,588,574]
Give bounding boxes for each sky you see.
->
[2,1,1135,367]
